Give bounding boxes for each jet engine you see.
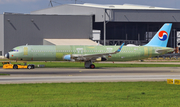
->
[63,55,71,61]
[96,57,107,62]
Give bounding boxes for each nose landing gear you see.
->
[27,65,35,69]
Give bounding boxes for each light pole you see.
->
[104,9,106,46]
[174,29,176,48]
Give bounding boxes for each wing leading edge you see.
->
[72,43,124,61]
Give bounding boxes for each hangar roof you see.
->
[71,3,177,10]
[31,3,178,15]
[31,3,180,22]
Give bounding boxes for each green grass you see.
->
[0,73,9,76]
[0,82,179,107]
[1,61,180,68]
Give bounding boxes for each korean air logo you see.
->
[158,31,168,41]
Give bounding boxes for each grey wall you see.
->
[112,10,180,22]
[4,14,92,55]
[0,15,4,55]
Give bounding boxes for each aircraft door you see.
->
[144,47,148,56]
[24,47,28,55]
[22,46,32,61]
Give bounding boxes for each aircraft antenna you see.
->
[97,41,99,46]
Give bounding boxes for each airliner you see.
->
[5,23,174,69]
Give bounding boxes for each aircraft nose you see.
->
[5,53,9,59]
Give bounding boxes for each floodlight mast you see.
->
[104,9,106,46]
[103,9,112,46]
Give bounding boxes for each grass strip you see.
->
[1,62,180,68]
[0,82,179,107]
[0,73,10,76]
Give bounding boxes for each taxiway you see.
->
[0,67,180,84]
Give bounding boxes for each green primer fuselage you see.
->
[9,45,173,61]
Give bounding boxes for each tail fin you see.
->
[145,23,172,47]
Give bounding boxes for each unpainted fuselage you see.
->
[8,45,173,61]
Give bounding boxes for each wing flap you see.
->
[72,43,124,61]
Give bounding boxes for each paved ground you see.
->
[97,61,180,64]
[0,67,180,84]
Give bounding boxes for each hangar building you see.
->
[1,3,180,55]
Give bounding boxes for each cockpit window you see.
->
[10,49,18,52]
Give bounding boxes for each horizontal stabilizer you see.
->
[156,49,174,54]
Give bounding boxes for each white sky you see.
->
[0,0,179,14]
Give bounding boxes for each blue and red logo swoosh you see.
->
[158,31,168,41]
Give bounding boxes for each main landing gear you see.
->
[84,61,95,69]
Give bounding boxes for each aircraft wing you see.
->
[72,43,124,61]
[156,48,174,54]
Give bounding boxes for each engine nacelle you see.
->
[96,57,107,62]
[63,55,71,61]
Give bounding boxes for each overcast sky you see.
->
[0,0,179,14]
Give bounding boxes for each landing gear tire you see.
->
[90,64,95,69]
[84,61,95,69]
[31,65,34,69]
[27,65,32,69]
[13,65,18,69]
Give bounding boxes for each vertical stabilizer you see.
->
[145,23,172,47]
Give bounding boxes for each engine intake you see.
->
[63,55,71,61]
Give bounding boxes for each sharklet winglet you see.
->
[115,43,124,53]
